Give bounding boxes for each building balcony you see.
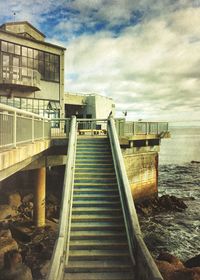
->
[0,66,41,92]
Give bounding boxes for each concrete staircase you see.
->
[65,137,135,280]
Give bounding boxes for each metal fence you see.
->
[115,118,169,137]
[0,103,50,149]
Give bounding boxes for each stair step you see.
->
[74,182,117,187]
[76,152,111,156]
[64,272,134,280]
[71,215,123,222]
[75,164,113,169]
[75,168,115,173]
[74,179,117,184]
[72,208,122,215]
[66,260,133,273]
[69,250,129,261]
[75,160,113,164]
[74,185,118,190]
[70,231,126,240]
[69,240,128,250]
[71,223,125,231]
[75,173,115,178]
[73,195,119,201]
[73,189,118,194]
[72,201,120,207]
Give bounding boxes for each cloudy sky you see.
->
[0,0,200,122]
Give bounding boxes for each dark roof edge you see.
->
[0,29,66,51]
[0,21,46,38]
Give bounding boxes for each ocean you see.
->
[139,126,200,261]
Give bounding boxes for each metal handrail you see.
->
[46,115,77,280]
[108,116,163,280]
[0,103,50,149]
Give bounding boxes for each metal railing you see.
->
[46,116,77,280]
[115,118,169,137]
[108,116,163,280]
[50,118,71,138]
[0,103,50,149]
[77,118,107,136]
[0,66,41,89]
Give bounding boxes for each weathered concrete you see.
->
[0,140,51,181]
[123,151,158,202]
[22,155,67,171]
[33,167,46,227]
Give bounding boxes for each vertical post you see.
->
[32,116,34,143]
[42,118,45,140]
[13,111,17,148]
[157,123,159,135]
[34,167,46,227]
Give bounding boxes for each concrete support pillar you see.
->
[34,167,46,227]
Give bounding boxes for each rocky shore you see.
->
[0,173,61,280]
[0,170,198,280]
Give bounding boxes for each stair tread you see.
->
[66,260,132,268]
[64,272,134,280]
[71,215,123,221]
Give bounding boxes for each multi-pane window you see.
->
[0,96,60,118]
[0,40,60,82]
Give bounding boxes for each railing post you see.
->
[13,111,17,148]
[32,116,34,143]
[157,123,159,135]
[42,118,45,140]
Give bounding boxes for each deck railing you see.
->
[115,118,169,137]
[0,103,50,149]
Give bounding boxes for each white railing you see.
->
[0,66,41,89]
[108,116,163,280]
[115,119,169,137]
[47,116,77,280]
[0,103,50,149]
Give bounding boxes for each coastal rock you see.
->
[136,194,187,215]
[156,252,200,280]
[0,205,17,221]
[0,191,21,208]
[0,236,18,269]
[8,192,22,208]
[0,250,32,280]
[185,254,200,268]
[22,194,33,204]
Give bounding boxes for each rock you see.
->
[22,194,33,204]
[0,229,12,239]
[156,252,200,280]
[40,260,50,277]
[191,161,200,164]
[0,205,17,221]
[0,250,32,280]
[47,193,58,205]
[185,254,200,268]
[157,252,184,269]
[8,192,22,208]
[0,192,21,208]
[0,237,18,269]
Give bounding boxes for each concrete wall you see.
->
[95,94,115,118]
[2,22,45,41]
[123,151,158,202]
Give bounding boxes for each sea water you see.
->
[139,126,200,261]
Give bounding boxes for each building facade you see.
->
[64,92,115,119]
[0,21,65,119]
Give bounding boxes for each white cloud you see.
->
[64,6,200,121]
[0,0,200,121]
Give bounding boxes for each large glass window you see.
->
[0,40,60,82]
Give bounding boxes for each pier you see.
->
[0,103,170,280]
